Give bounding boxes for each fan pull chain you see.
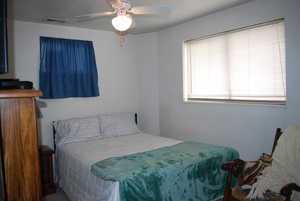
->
[118,36,125,46]
[116,30,127,46]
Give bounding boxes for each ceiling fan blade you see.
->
[128,5,171,15]
[73,11,115,22]
[106,0,116,8]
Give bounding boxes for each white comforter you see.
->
[57,133,181,201]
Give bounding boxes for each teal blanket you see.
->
[91,142,239,201]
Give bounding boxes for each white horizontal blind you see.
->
[184,20,286,103]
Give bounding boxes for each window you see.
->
[39,37,99,99]
[183,20,286,105]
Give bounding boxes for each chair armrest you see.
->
[280,183,300,201]
[221,159,245,177]
[222,159,245,201]
[222,161,237,170]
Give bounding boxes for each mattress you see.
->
[57,133,181,201]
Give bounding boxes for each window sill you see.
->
[184,98,287,107]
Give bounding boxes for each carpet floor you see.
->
[44,190,69,201]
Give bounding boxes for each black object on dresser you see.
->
[39,145,56,196]
[0,79,34,90]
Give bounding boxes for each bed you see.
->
[54,112,238,201]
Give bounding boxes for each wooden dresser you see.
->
[0,90,42,201]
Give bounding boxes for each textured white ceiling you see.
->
[10,0,252,34]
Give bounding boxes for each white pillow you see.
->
[54,115,102,145]
[99,112,140,138]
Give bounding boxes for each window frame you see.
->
[182,18,286,106]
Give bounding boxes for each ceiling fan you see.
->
[61,0,171,33]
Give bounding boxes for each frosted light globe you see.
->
[112,15,133,32]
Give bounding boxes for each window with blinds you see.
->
[183,20,286,105]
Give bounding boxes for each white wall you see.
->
[12,20,150,146]
[135,32,160,135]
[157,0,300,160]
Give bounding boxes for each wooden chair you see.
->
[222,128,300,201]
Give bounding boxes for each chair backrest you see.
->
[237,128,283,186]
[271,128,283,156]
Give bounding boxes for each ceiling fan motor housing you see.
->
[112,0,131,13]
[117,9,128,16]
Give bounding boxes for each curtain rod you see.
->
[185,18,285,43]
[40,36,93,43]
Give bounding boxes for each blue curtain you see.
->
[39,37,99,99]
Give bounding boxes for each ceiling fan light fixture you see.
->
[112,14,133,32]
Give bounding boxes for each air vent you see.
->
[43,18,67,24]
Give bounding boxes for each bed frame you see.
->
[52,113,138,152]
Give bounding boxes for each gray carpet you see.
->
[44,190,69,201]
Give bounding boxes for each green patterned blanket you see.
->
[91,141,239,201]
